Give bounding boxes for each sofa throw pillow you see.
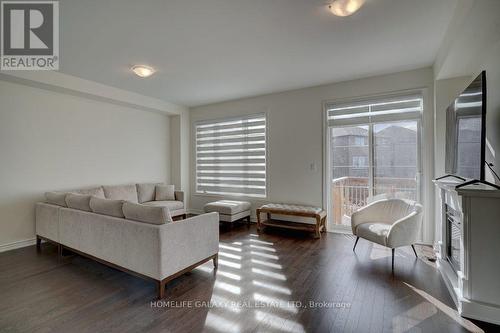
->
[89,197,125,218]
[123,202,172,225]
[45,191,68,207]
[136,183,161,203]
[65,193,92,212]
[103,184,139,203]
[155,185,175,201]
[74,186,105,199]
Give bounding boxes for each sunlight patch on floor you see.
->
[403,282,484,333]
[253,293,298,314]
[218,259,241,269]
[250,251,279,260]
[217,270,241,281]
[215,281,241,295]
[251,258,282,269]
[219,251,242,260]
[205,312,241,333]
[255,310,305,333]
[252,267,286,281]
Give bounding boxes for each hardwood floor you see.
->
[0,223,496,333]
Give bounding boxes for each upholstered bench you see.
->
[204,200,251,224]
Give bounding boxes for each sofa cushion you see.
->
[73,186,105,198]
[155,185,175,201]
[45,191,68,207]
[136,183,161,203]
[103,184,138,203]
[143,200,184,211]
[356,223,391,246]
[204,200,252,215]
[65,193,92,212]
[89,197,125,218]
[123,202,172,225]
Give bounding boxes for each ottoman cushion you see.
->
[204,200,251,215]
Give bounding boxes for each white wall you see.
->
[0,79,171,249]
[190,68,436,243]
[434,0,500,185]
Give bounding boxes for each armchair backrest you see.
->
[370,199,421,224]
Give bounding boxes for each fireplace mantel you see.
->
[433,176,500,325]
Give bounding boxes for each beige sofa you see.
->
[35,183,219,298]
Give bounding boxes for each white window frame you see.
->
[323,90,425,233]
[194,113,268,199]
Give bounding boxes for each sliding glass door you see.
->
[326,94,422,229]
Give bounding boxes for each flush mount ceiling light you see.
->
[131,65,155,78]
[329,0,365,17]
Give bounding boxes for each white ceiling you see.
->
[60,0,457,107]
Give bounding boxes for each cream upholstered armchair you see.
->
[351,199,423,271]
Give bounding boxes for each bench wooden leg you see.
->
[314,216,321,239]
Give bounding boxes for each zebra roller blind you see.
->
[195,114,267,197]
[327,93,423,126]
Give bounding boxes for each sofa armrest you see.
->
[35,202,61,242]
[159,212,219,278]
[174,190,184,203]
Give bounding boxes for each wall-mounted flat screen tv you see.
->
[445,71,486,180]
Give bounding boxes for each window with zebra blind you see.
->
[195,114,267,197]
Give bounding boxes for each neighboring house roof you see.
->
[377,125,417,139]
[331,127,368,137]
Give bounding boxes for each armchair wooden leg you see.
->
[411,244,418,258]
[36,235,41,252]
[392,248,395,273]
[353,236,360,252]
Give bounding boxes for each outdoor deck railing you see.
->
[332,177,416,226]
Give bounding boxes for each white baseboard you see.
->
[0,238,36,253]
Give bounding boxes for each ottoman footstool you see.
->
[204,200,252,224]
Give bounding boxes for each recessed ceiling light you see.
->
[329,0,365,17]
[131,65,155,78]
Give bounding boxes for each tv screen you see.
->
[445,71,486,180]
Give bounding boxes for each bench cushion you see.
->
[204,200,251,215]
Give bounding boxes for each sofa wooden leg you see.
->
[57,244,63,259]
[36,235,41,252]
[158,279,166,299]
[213,254,218,269]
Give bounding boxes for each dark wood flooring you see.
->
[0,223,497,333]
